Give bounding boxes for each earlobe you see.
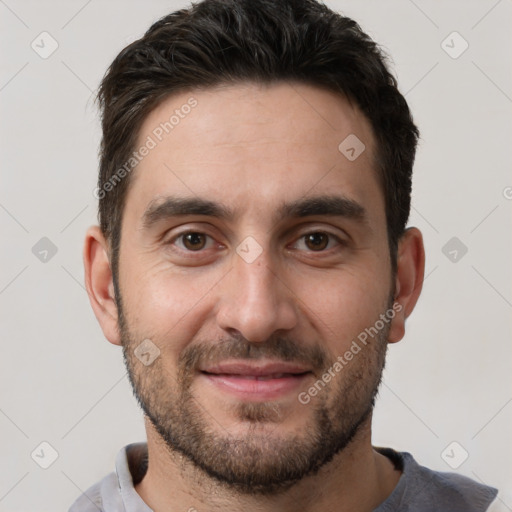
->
[388,227,425,344]
[83,225,122,346]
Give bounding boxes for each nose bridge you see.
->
[215,238,297,342]
[237,247,278,304]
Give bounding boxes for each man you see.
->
[71,0,499,510]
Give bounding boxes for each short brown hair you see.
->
[96,0,419,281]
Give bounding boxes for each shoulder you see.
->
[375,448,499,512]
[401,451,498,511]
[67,443,148,512]
[67,471,119,512]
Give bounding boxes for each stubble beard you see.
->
[118,296,391,495]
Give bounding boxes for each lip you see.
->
[199,360,312,401]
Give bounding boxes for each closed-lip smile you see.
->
[199,360,312,400]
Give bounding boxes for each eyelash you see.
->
[167,230,345,257]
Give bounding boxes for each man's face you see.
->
[116,82,395,493]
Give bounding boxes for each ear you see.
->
[83,225,121,346]
[388,227,425,344]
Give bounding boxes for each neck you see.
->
[135,416,402,512]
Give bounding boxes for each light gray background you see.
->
[1,1,511,510]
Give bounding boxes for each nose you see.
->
[215,245,298,343]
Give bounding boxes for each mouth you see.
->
[198,360,313,401]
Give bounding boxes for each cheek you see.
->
[121,259,225,348]
[295,267,390,352]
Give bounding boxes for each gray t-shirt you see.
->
[69,443,498,512]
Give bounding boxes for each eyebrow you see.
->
[141,194,370,230]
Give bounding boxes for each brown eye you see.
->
[304,232,329,251]
[181,232,207,251]
[291,231,344,254]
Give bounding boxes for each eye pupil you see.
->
[183,233,205,250]
[306,233,328,251]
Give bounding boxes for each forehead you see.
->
[124,81,384,229]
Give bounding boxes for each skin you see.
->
[84,82,425,512]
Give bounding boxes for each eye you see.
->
[172,231,215,252]
[293,231,343,252]
[166,229,344,257]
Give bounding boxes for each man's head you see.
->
[84,0,425,496]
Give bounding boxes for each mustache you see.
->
[178,333,328,379]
